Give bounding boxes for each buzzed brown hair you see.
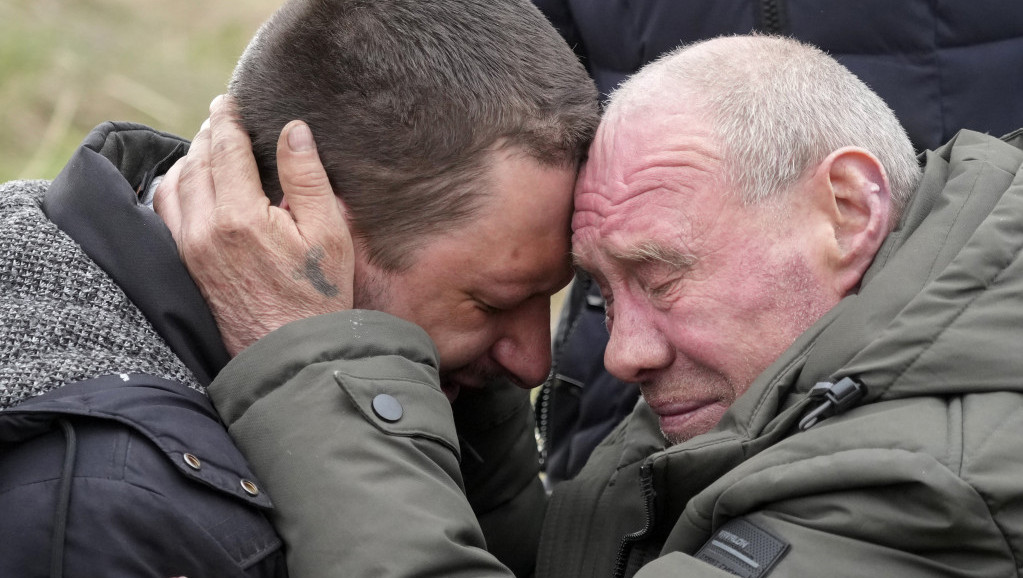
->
[230,0,599,270]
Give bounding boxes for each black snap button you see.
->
[183,453,201,470]
[372,394,403,422]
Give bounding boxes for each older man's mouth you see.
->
[646,398,728,442]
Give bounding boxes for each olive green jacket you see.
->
[211,129,1023,577]
[209,310,544,577]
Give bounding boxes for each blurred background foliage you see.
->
[0,0,282,182]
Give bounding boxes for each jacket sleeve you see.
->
[208,310,520,578]
[453,380,548,577]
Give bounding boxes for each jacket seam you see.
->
[334,370,441,389]
[891,220,1023,392]
[964,399,1023,572]
[293,352,439,399]
[950,397,964,477]
[925,164,984,282]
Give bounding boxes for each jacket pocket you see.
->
[334,368,460,458]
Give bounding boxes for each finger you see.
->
[175,117,217,231]
[275,120,348,236]
[153,157,185,240]
[208,94,268,218]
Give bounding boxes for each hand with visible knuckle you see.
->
[160,98,354,356]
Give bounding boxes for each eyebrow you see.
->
[608,241,696,271]
[572,241,696,274]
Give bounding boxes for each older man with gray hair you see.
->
[165,34,1023,577]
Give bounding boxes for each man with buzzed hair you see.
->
[0,0,596,575]
[169,33,1023,577]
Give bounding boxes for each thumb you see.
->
[275,121,347,235]
[153,157,185,239]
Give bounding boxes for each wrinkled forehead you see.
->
[571,107,731,276]
[571,176,689,280]
[571,194,694,276]
[573,110,651,210]
[574,108,720,215]
[571,124,624,267]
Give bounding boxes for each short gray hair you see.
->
[606,35,921,221]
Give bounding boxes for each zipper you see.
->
[612,461,657,578]
[757,0,788,34]
[537,279,591,472]
[536,380,552,469]
[51,419,77,578]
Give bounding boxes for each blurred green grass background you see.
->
[0,0,282,182]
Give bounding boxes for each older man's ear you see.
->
[809,147,892,296]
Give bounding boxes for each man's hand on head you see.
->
[155,95,355,356]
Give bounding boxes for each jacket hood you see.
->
[708,129,1023,442]
[42,122,229,385]
[815,129,1023,402]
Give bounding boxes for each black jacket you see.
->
[0,123,286,577]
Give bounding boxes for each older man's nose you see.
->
[603,301,672,383]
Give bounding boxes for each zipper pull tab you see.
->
[798,377,866,431]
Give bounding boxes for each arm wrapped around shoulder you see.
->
[210,309,517,578]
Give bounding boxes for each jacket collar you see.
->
[42,122,229,386]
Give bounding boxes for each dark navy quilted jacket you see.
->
[535,0,1023,152]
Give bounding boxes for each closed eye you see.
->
[475,299,502,314]
[646,277,682,301]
